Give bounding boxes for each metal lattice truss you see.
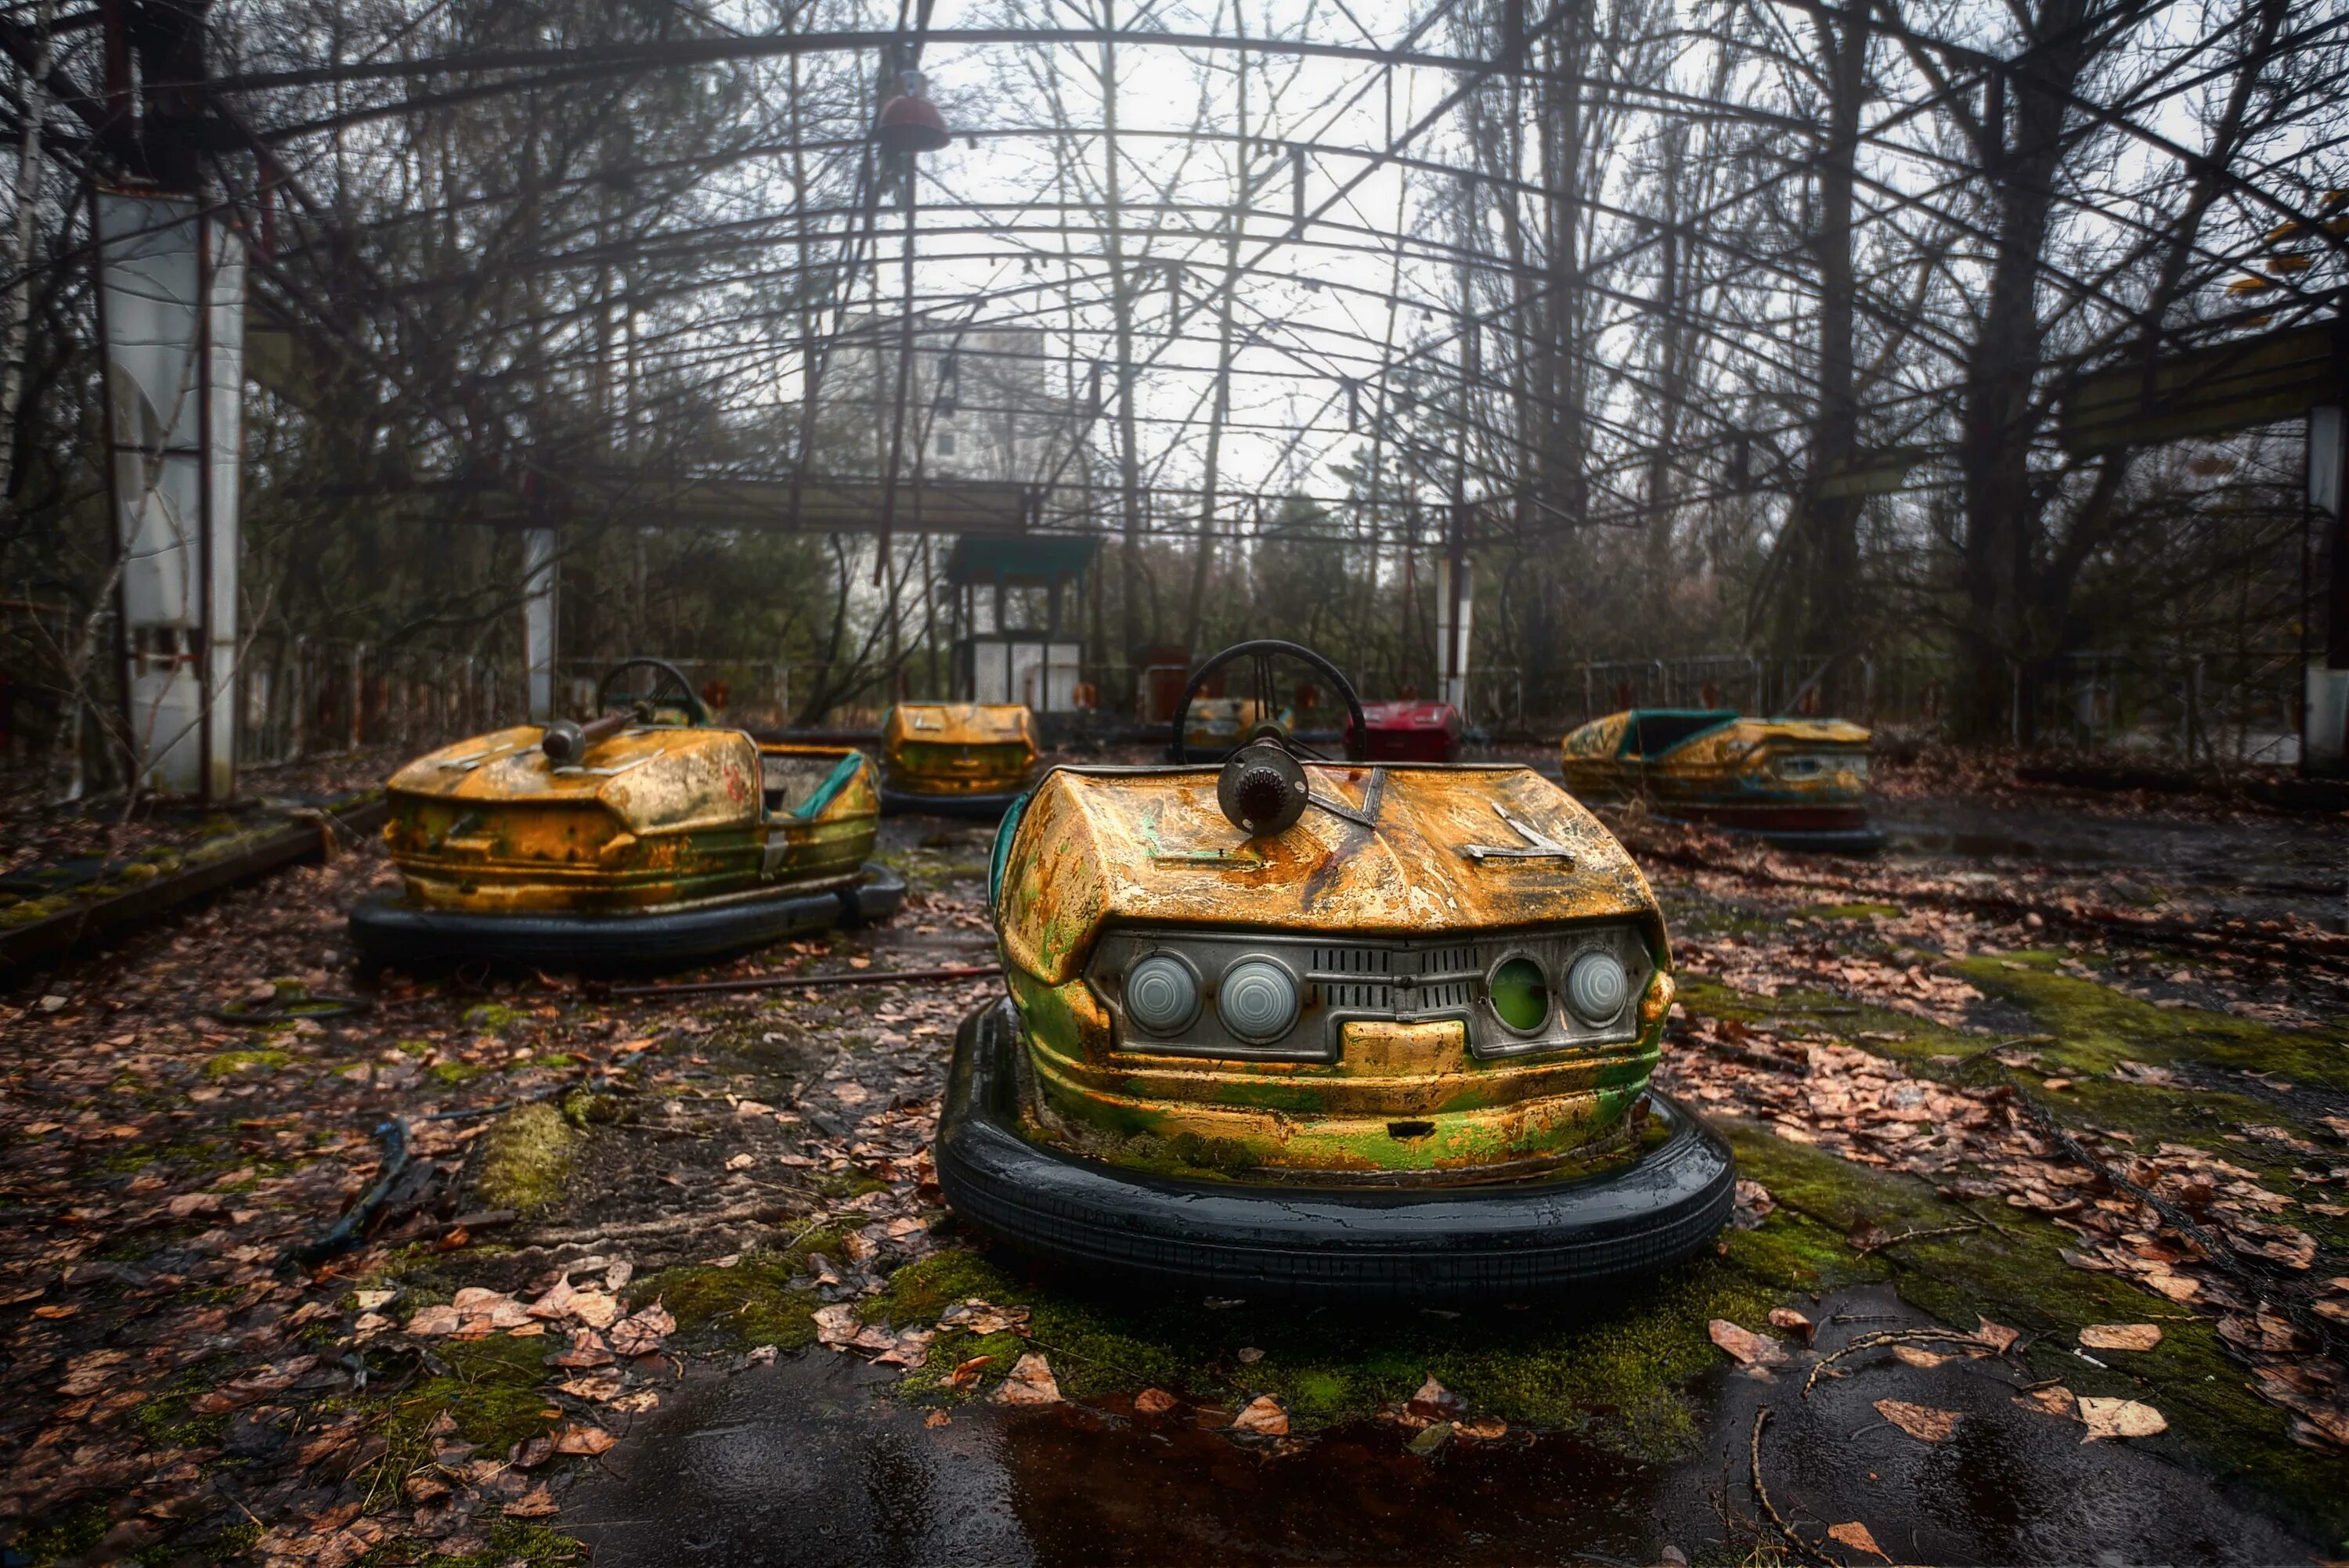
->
[5,0,2344,550]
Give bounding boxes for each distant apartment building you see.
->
[814,319,1066,485]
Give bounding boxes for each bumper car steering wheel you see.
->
[1169,640,1366,764]
[597,658,709,727]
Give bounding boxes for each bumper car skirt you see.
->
[936,997,1734,1302]
[352,861,906,971]
[879,785,1027,820]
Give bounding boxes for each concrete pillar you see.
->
[524,528,558,722]
[96,191,244,798]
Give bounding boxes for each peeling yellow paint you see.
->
[992,763,1676,1178]
[1559,710,1874,829]
[882,703,1037,798]
[381,726,878,913]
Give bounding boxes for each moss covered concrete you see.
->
[848,1199,1867,1465]
[1954,952,2349,1090]
[474,1103,576,1217]
[1723,1119,2347,1546]
[633,1233,844,1353]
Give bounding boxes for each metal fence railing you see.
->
[236,638,521,767]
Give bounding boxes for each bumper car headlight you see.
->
[1565,950,1629,1025]
[1124,952,1202,1035]
[1217,957,1300,1043]
[1486,954,1550,1034]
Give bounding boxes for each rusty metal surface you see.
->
[382,726,877,914]
[987,762,1676,1178]
[882,703,1037,795]
[1560,712,1874,817]
[997,765,1665,986]
[1011,965,1676,1178]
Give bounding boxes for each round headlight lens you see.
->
[1217,958,1299,1042]
[1565,951,1629,1024]
[1124,953,1200,1035]
[1488,956,1550,1033]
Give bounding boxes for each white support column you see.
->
[1433,554,1472,714]
[523,528,558,722]
[97,192,245,800]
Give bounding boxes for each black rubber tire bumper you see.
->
[935,997,1735,1303]
[879,786,1027,820]
[351,861,907,971]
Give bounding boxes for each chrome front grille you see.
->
[1084,925,1653,1062]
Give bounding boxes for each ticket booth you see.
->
[945,535,1098,716]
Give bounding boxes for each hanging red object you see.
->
[875,88,951,156]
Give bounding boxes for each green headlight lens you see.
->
[1488,956,1550,1033]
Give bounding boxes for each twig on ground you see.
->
[1852,1222,1983,1256]
[1802,1329,1999,1398]
[1748,1408,1835,1566]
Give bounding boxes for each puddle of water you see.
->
[562,1350,1657,1568]
[562,1285,2315,1568]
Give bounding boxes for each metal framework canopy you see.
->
[26,0,2340,553]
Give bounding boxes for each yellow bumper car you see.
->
[352,659,903,971]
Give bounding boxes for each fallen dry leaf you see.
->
[1133,1387,1178,1415]
[990,1351,1063,1407]
[1875,1399,1959,1443]
[2014,1385,2079,1421]
[1768,1307,1815,1343]
[552,1422,615,1456]
[1972,1317,2019,1354]
[503,1485,560,1519]
[2078,1323,2161,1352]
[1827,1521,1889,1561]
[937,1298,1030,1337]
[1230,1395,1289,1436]
[1707,1319,1788,1367]
[1405,1375,1467,1422]
[193,1357,320,1414]
[1454,1415,1508,1440]
[1891,1344,1953,1369]
[2078,1397,2167,1441]
[406,1304,460,1338]
[813,1303,860,1349]
[549,1330,615,1369]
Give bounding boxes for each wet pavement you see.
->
[1876,794,2343,928]
[561,1287,2315,1567]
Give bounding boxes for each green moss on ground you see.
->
[1723,1120,2347,1545]
[632,1227,854,1351]
[1793,902,1903,921]
[860,1204,1865,1464]
[391,1334,562,1454]
[461,1002,525,1034]
[204,1047,294,1079]
[1676,969,2341,1206]
[1954,953,2348,1090]
[473,1104,576,1217]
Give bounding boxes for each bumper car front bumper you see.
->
[352,861,906,971]
[934,997,1735,1303]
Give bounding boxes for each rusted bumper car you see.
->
[936,640,1732,1301]
[879,702,1037,818]
[352,659,904,971]
[1559,708,1883,852]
